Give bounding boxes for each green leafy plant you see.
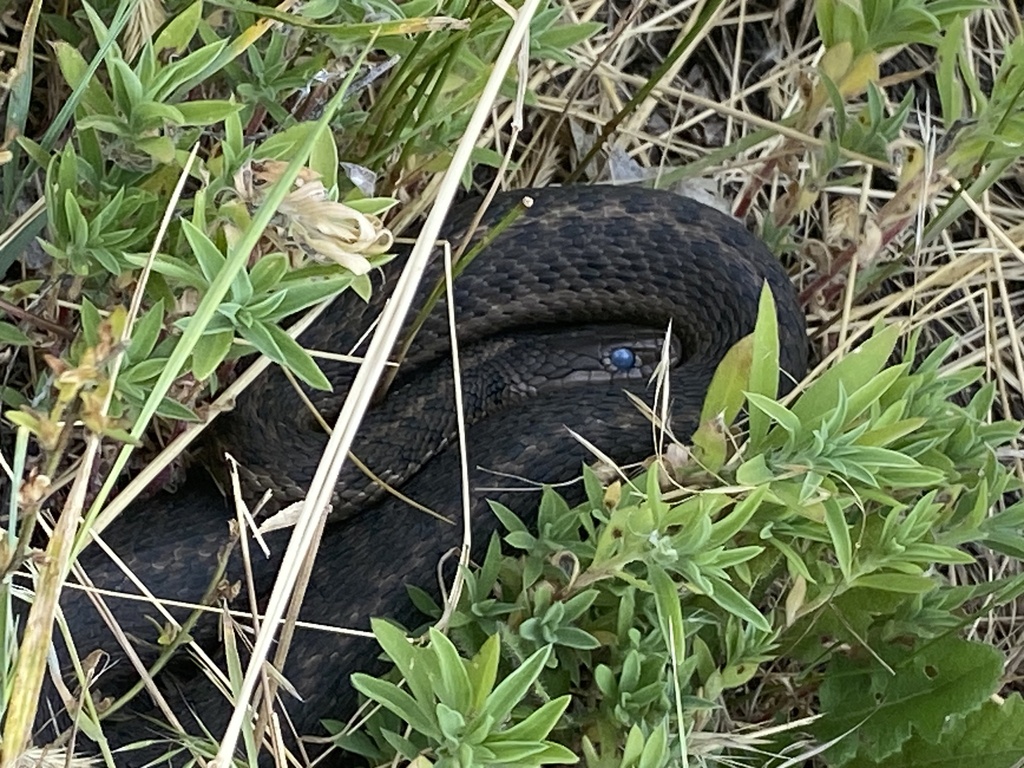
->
[344,289,1024,766]
[344,621,577,767]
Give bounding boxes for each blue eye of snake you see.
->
[609,347,636,371]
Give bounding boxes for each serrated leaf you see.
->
[851,693,1024,768]
[816,636,1004,765]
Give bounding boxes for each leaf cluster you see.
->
[347,289,1024,767]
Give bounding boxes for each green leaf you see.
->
[0,322,30,346]
[150,39,230,101]
[481,645,552,725]
[466,633,501,713]
[746,392,802,442]
[852,693,1024,768]
[649,566,685,661]
[485,696,573,745]
[824,498,853,581]
[427,628,473,713]
[699,334,752,429]
[748,282,782,446]
[191,330,234,381]
[850,574,937,593]
[792,325,899,429]
[816,636,1004,765]
[241,320,330,390]
[176,100,244,126]
[703,576,771,632]
[708,486,767,548]
[367,619,435,715]
[127,300,165,364]
[155,0,203,54]
[258,275,354,321]
[350,674,440,741]
[181,220,226,284]
[249,253,290,294]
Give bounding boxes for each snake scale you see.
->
[24,185,808,765]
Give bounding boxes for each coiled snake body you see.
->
[29,186,808,764]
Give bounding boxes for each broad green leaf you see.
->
[249,254,290,294]
[136,135,176,164]
[856,693,1024,768]
[155,0,203,54]
[181,220,226,284]
[466,634,500,713]
[127,300,165,364]
[427,628,473,713]
[191,330,234,381]
[699,334,752,428]
[792,325,899,429]
[816,636,1003,764]
[367,619,435,712]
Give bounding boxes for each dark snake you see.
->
[21,185,808,765]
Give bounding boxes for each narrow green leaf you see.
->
[481,645,552,725]
[748,282,781,447]
[245,321,330,390]
[649,565,685,661]
[485,696,573,745]
[466,633,501,713]
[350,674,440,741]
[851,573,938,593]
[0,322,30,346]
[427,628,473,713]
[704,575,771,632]
[824,498,853,581]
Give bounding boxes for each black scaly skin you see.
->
[19,186,808,765]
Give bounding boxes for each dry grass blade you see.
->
[209,2,547,763]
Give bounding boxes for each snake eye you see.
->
[609,347,636,371]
